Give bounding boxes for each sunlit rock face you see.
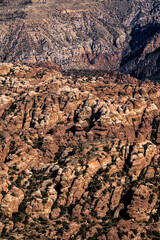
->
[0,63,159,239]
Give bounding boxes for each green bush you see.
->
[12,212,25,222]
[103,145,110,153]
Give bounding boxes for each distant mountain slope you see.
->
[0,0,159,80]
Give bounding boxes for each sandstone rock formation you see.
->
[0,63,159,239]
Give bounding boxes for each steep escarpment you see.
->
[0,63,160,239]
[0,0,159,80]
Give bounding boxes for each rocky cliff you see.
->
[0,0,159,81]
[0,63,160,239]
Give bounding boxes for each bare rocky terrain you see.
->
[0,62,160,239]
[0,0,159,81]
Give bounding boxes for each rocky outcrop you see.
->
[129,141,157,181]
[127,185,157,222]
[1,187,24,217]
[0,63,159,239]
